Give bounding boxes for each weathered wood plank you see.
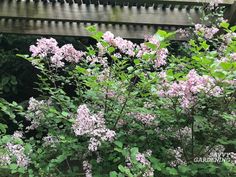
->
[0,18,186,40]
[0,1,201,26]
[17,0,235,6]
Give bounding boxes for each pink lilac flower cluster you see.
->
[194,24,219,39]
[51,44,85,67]
[155,48,168,67]
[103,32,168,68]
[25,97,50,131]
[6,143,30,168]
[218,32,236,52]
[97,42,106,56]
[30,38,84,68]
[87,55,108,67]
[72,104,116,151]
[218,53,236,63]
[136,153,150,166]
[13,131,23,139]
[176,28,190,38]
[175,126,192,142]
[137,36,168,68]
[222,32,236,44]
[169,147,186,167]
[126,150,154,177]
[230,53,236,61]
[0,154,11,166]
[128,112,156,125]
[83,160,92,177]
[30,38,59,58]
[158,69,222,109]
[103,31,135,56]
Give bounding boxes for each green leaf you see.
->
[1,77,10,85]
[127,66,134,73]
[16,54,30,59]
[118,165,126,173]
[110,171,118,177]
[76,66,87,74]
[212,71,225,79]
[62,111,69,117]
[201,41,209,50]
[108,47,115,54]
[166,167,178,175]
[134,59,140,65]
[91,31,104,40]
[114,141,123,148]
[230,25,236,32]
[220,62,232,70]
[86,25,97,33]
[10,164,18,170]
[220,22,230,29]
[0,123,7,134]
[145,42,157,50]
[178,165,189,173]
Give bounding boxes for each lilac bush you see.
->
[0,14,236,177]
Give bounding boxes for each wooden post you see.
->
[224,1,236,25]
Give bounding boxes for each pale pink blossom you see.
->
[30,38,84,68]
[155,48,168,67]
[222,32,236,44]
[158,69,223,108]
[103,31,114,43]
[176,28,190,38]
[83,160,92,177]
[30,38,59,58]
[126,151,154,177]
[6,143,30,168]
[50,53,65,68]
[129,112,156,125]
[137,37,168,68]
[0,154,11,166]
[88,138,101,152]
[230,53,236,61]
[72,104,116,151]
[194,24,219,39]
[169,147,186,167]
[97,42,106,56]
[13,131,23,139]
[25,97,50,131]
[60,44,84,63]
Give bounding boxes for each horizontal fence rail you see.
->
[0,0,235,39]
[0,1,201,26]
[0,18,187,40]
[14,0,235,7]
